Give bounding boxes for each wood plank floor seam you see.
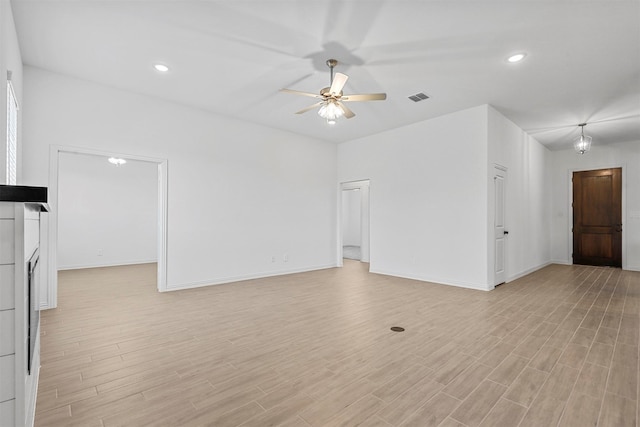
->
[596,272,629,427]
[570,270,623,427]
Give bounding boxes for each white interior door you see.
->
[494,167,507,285]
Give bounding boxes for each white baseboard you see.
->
[551,259,572,265]
[165,263,339,292]
[58,259,157,271]
[369,268,492,291]
[507,261,553,282]
[625,265,640,272]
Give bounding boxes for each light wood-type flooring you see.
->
[35,261,640,426]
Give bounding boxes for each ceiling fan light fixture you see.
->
[318,100,344,122]
[574,123,592,154]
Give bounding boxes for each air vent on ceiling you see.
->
[408,92,430,102]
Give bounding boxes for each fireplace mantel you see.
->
[0,185,49,212]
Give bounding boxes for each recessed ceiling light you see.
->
[108,157,126,166]
[153,63,169,72]
[507,53,526,63]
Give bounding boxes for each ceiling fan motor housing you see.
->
[320,87,342,98]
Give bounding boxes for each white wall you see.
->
[57,152,158,269]
[0,0,23,184]
[338,106,490,290]
[487,106,552,284]
[21,67,337,291]
[341,189,361,247]
[550,141,640,271]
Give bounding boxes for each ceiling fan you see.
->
[280,59,386,125]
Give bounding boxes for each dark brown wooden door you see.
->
[573,168,622,267]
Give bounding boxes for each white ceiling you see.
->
[11,0,640,149]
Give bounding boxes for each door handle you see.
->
[615,224,622,232]
[504,231,509,235]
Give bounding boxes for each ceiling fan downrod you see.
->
[326,59,338,85]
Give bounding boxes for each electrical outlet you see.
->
[283,253,288,262]
[97,249,104,256]
[271,256,276,263]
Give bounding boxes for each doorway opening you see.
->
[572,167,622,267]
[44,146,168,309]
[342,188,361,260]
[339,180,370,266]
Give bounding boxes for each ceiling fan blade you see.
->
[295,102,324,115]
[330,72,349,95]
[338,102,355,119]
[342,93,387,102]
[280,88,322,99]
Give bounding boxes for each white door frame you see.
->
[44,145,168,309]
[338,179,370,266]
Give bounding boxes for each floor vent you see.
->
[408,92,429,102]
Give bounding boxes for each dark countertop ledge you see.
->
[0,185,49,211]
